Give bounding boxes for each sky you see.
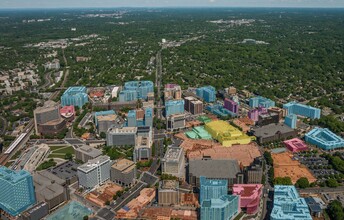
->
[0,0,344,8]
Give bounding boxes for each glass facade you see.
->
[0,167,36,216]
[283,101,321,119]
[61,86,88,108]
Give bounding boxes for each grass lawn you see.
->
[5,161,14,167]
[53,146,75,154]
[48,154,67,159]
[49,145,68,151]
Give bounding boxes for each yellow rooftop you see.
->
[205,120,252,147]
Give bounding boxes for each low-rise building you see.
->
[283,138,308,152]
[48,161,78,185]
[158,180,180,206]
[33,171,69,211]
[232,184,263,215]
[21,202,49,220]
[305,127,344,150]
[75,145,102,163]
[251,124,297,144]
[271,185,312,220]
[162,147,185,179]
[188,158,243,187]
[77,155,111,189]
[167,113,186,131]
[110,158,136,187]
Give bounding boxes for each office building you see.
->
[196,86,216,103]
[165,100,185,117]
[283,138,308,152]
[61,86,88,108]
[94,110,116,126]
[126,108,153,127]
[201,195,240,220]
[305,127,344,150]
[34,101,66,135]
[158,180,180,206]
[268,107,287,121]
[251,124,297,144]
[167,114,186,131]
[111,158,136,187]
[106,127,137,146]
[249,96,275,108]
[200,176,228,204]
[188,158,243,187]
[164,84,182,100]
[119,81,154,101]
[224,98,239,114]
[135,127,153,161]
[248,109,259,122]
[77,156,111,189]
[162,147,185,179]
[206,104,237,118]
[284,114,297,129]
[111,86,120,98]
[232,184,263,215]
[283,101,321,119]
[33,171,68,211]
[245,157,264,184]
[184,96,203,115]
[271,185,312,220]
[75,145,102,163]
[97,114,119,134]
[257,112,279,126]
[0,167,36,216]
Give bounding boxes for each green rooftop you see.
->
[185,126,212,140]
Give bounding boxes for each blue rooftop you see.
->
[305,127,344,150]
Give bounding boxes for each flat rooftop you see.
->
[33,170,65,201]
[111,158,135,172]
[189,158,239,179]
[76,145,102,158]
[96,114,117,121]
[252,123,295,138]
[48,161,78,181]
[164,147,184,162]
[108,127,137,134]
[78,155,110,173]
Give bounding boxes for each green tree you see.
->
[326,179,339,188]
[327,200,344,220]
[273,177,293,186]
[83,216,89,220]
[100,132,106,139]
[295,177,309,189]
[64,152,73,160]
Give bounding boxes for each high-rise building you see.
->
[134,127,153,161]
[201,195,240,220]
[61,86,88,108]
[77,156,111,189]
[119,81,154,102]
[165,100,185,117]
[248,109,259,122]
[283,101,321,119]
[245,157,264,184]
[227,86,237,95]
[232,184,263,215]
[271,185,312,220]
[95,110,117,133]
[106,127,137,146]
[158,180,180,206]
[162,147,185,179]
[184,96,203,115]
[199,176,228,204]
[249,96,275,108]
[0,167,36,216]
[268,107,287,121]
[164,84,182,101]
[196,86,216,103]
[110,158,136,187]
[126,108,153,127]
[284,114,297,129]
[224,98,239,114]
[34,101,66,135]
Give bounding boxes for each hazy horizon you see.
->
[1,0,344,9]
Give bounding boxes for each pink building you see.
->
[232,184,263,215]
[283,138,308,152]
[258,106,268,115]
[60,105,75,121]
[224,98,239,114]
[248,109,259,122]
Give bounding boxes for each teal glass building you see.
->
[284,114,297,129]
[249,96,275,108]
[283,101,321,119]
[196,86,216,103]
[61,86,88,108]
[0,167,36,216]
[119,81,154,102]
[201,195,240,220]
